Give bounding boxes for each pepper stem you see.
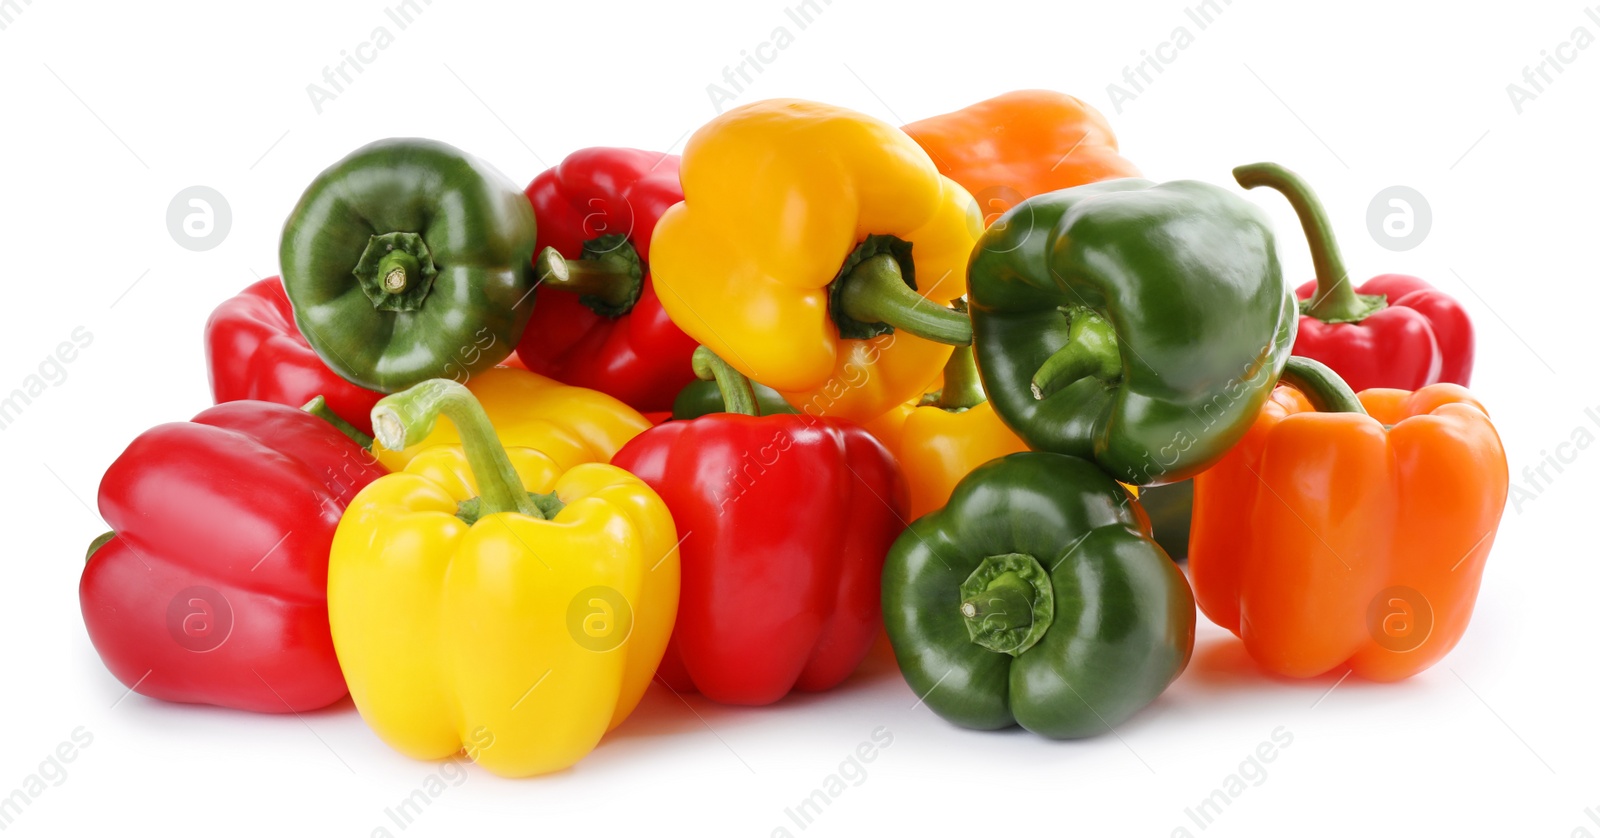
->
[378,251,415,293]
[959,553,1055,656]
[1277,356,1367,415]
[301,395,374,449]
[370,379,540,518]
[534,235,644,317]
[959,571,1034,631]
[1031,309,1123,400]
[86,531,115,563]
[937,344,987,410]
[692,346,760,417]
[835,253,972,346]
[1233,162,1385,324]
[352,231,438,312]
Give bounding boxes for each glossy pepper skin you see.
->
[81,401,386,713]
[281,138,538,393]
[1235,163,1474,391]
[883,452,1194,738]
[864,347,1028,520]
[1135,479,1194,561]
[968,179,1297,486]
[372,367,651,473]
[206,277,384,435]
[330,380,679,777]
[610,348,907,705]
[1189,358,1507,680]
[515,148,699,412]
[651,99,981,423]
[902,90,1142,227]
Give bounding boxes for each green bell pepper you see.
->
[280,138,538,393]
[670,379,799,420]
[968,179,1297,485]
[1137,479,1193,561]
[882,452,1195,738]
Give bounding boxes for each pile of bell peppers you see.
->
[78,90,1508,776]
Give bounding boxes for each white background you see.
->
[0,0,1593,835]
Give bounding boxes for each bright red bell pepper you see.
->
[80,401,387,713]
[207,277,385,435]
[610,349,907,705]
[1235,163,1473,392]
[515,148,699,413]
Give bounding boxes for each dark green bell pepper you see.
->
[968,179,1297,485]
[671,379,799,420]
[280,138,538,393]
[1137,479,1193,561]
[882,452,1195,738]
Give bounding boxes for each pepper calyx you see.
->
[86,531,116,563]
[1031,307,1123,400]
[959,552,1055,656]
[457,490,565,526]
[535,233,645,318]
[830,235,974,345]
[353,232,438,312]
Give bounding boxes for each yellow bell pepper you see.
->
[651,98,981,423]
[864,346,1030,519]
[329,379,679,777]
[373,367,651,472]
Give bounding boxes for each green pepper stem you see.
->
[1277,356,1367,415]
[534,243,642,313]
[376,250,418,294]
[301,395,374,449]
[1031,310,1123,400]
[937,345,987,410]
[959,553,1055,656]
[370,379,539,518]
[692,346,760,417]
[959,571,1034,632]
[836,254,973,346]
[86,531,115,563]
[1233,162,1385,324]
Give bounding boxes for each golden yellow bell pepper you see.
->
[864,346,1029,519]
[373,367,651,472]
[651,98,981,423]
[329,379,679,777]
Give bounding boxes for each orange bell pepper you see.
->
[902,90,1141,227]
[1189,358,1508,681]
[864,346,1028,520]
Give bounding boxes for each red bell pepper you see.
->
[515,148,699,413]
[1235,163,1474,392]
[207,277,385,435]
[80,401,387,713]
[610,348,907,705]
